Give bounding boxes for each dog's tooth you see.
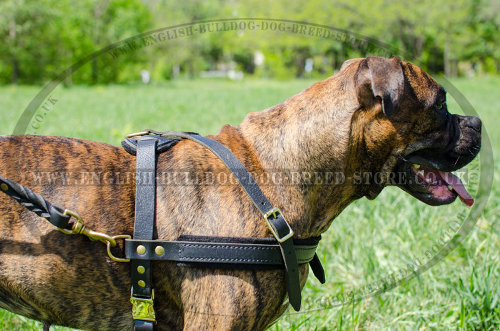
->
[418,170,424,177]
[413,164,420,169]
[448,185,453,191]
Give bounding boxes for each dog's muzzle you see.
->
[395,114,481,207]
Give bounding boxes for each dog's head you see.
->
[343,56,481,206]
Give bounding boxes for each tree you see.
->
[0,0,152,84]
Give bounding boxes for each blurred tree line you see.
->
[0,0,499,84]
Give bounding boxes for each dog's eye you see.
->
[435,103,445,110]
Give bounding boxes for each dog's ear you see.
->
[340,58,363,71]
[354,56,404,117]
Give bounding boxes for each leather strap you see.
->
[123,132,324,284]
[309,253,325,284]
[150,131,303,310]
[133,320,155,331]
[155,131,278,213]
[124,130,325,312]
[131,138,158,331]
[125,239,319,265]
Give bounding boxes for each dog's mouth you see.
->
[396,156,474,207]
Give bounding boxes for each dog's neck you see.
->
[231,74,367,237]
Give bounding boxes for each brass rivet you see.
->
[0,183,8,191]
[137,266,145,274]
[138,280,146,287]
[155,246,165,255]
[136,245,146,255]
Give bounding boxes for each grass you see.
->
[0,76,498,330]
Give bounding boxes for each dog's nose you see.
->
[467,116,482,132]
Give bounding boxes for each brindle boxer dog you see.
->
[0,56,481,330]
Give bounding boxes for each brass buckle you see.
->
[131,289,156,323]
[61,209,117,246]
[107,235,131,263]
[60,209,131,262]
[264,207,294,243]
[126,130,152,138]
[58,209,85,235]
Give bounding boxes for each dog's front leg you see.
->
[178,268,290,331]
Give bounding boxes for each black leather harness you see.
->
[0,130,325,330]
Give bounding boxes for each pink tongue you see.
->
[438,170,474,206]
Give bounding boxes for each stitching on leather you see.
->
[182,244,275,250]
[180,256,281,263]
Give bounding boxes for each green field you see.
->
[0,77,498,330]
